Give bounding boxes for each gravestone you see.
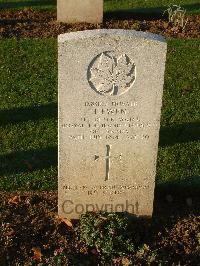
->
[58,29,167,219]
[57,0,103,23]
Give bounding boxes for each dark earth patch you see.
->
[0,191,200,265]
[0,9,199,39]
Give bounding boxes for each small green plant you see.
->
[197,232,200,245]
[79,212,135,258]
[164,5,188,29]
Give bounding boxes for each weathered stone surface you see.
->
[57,0,103,23]
[58,29,167,219]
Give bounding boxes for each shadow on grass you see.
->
[0,103,57,125]
[0,0,56,9]
[104,3,200,21]
[154,177,200,217]
[1,103,199,144]
[0,104,199,176]
[159,122,200,147]
[0,146,57,175]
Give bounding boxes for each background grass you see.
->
[105,0,200,14]
[0,0,200,14]
[0,38,199,191]
[0,0,199,192]
[0,0,56,10]
[0,39,57,190]
[158,39,200,186]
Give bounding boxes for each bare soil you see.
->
[0,9,200,39]
[0,191,200,265]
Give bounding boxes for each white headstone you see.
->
[57,0,103,23]
[58,30,167,219]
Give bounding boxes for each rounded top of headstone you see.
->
[58,29,166,44]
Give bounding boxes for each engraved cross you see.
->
[95,145,121,181]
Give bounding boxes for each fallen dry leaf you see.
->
[57,216,73,228]
[32,247,42,261]
[4,228,15,237]
[8,196,21,205]
[62,218,73,228]
[113,257,132,265]
[121,257,132,266]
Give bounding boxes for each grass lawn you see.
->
[0,39,57,190]
[0,38,199,191]
[0,0,200,14]
[104,0,200,14]
[0,0,56,10]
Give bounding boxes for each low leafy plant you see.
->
[197,232,200,246]
[164,5,188,29]
[79,212,135,258]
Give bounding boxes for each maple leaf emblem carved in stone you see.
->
[88,51,136,96]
